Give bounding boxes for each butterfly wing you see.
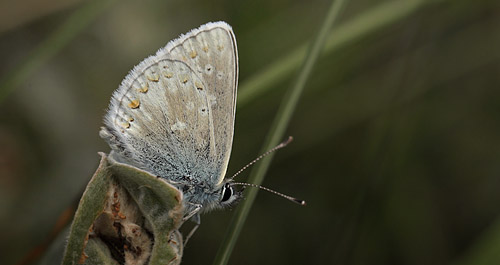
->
[101,22,238,187]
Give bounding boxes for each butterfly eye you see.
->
[221,183,233,203]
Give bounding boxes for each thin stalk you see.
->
[0,0,115,103]
[237,0,429,108]
[212,0,348,264]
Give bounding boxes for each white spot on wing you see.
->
[208,94,217,106]
[217,71,224,79]
[171,121,187,131]
[199,106,208,116]
[205,64,213,75]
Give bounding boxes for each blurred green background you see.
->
[1,0,500,264]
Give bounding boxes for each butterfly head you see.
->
[180,178,243,213]
[219,181,243,207]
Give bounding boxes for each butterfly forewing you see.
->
[163,23,238,185]
[101,22,237,188]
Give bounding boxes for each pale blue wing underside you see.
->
[100,22,238,187]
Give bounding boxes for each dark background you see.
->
[1,0,500,264]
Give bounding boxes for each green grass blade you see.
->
[0,0,115,103]
[237,0,430,108]
[453,217,500,265]
[212,1,348,264]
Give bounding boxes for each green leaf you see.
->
[62,153,184,265]
[63,153,112,265]
[108,157,184,265]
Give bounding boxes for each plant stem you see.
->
[212,0,348,264]
[237,0,428,108]
[0,0,115,103]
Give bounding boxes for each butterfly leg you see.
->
[183,213,201,246]
[182,203,202,222]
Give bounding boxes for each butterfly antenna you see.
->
[230,136,294,180]
[231,182,306,206]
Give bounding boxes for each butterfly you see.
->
[99,22,240,226]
